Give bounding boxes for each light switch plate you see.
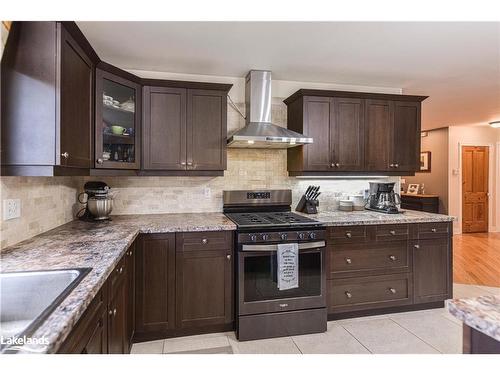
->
[203,187,211,199]
[3,199,21,220]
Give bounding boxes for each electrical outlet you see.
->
[203,187,211,199]
[3,199,21,220]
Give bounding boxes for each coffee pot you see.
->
[366,182,401,214]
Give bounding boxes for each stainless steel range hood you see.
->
[227,70,313,148]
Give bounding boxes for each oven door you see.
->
[238,241,326,316]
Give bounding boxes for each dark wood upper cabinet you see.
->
[284,90,426,176]
[187,89,227,171]
[175,232,233,329]
[364,99,394,172]
[135,234,176,337]
[142,85,230,175]
[95,67,142,170]
[143,86,187,170]
[331,98,365,171]
[1,21,96,176]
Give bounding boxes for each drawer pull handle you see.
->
[388,255,397,261]
[414,244,420,249]
[226,254,231,260]
[345,232,352,238]
[388,288,397,294]
[431,228,437,232]
[345,257,352,264]
[108,309,113,316]
[389,230,396,236]
[119,266,123,274]
[113,308,117,316]
[345,291,352,299]
[202,238,208,244]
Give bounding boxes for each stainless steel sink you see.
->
[0,268,90,352]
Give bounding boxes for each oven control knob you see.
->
[261,234,270,241]
[280,233,288,240]
[249,234,257,242]
[298,232,306,240]
[309,232,317,239]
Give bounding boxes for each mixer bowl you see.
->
[87,197,113,220]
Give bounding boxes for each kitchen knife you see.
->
[312,192,321,200]
[305,185,313,199]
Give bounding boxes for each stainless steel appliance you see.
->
[223,190,327,341]
[77,181,113,221]
[226,71,313,148]
[366,182,402,214]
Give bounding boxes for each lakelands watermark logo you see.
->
[1,335,49,353]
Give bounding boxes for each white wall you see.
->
[448,125,500,234]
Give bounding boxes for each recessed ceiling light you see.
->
[489,121,500,128]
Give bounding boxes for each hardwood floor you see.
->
[453,232,500,287]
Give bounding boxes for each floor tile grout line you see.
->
[389,317,443,354]
[338,324,373,354]
[290,336,304,354]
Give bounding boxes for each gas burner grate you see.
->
[225,211,319,228]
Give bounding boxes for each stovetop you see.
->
[225,211,320,229]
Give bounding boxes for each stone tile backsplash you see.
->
[0,102,398,249]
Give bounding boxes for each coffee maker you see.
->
[366,182,402,214]
[77,181,113,221]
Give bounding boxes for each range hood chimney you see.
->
[227,70,313,148]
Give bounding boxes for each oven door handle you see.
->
[241,241,326,252]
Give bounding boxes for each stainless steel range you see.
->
[223,189,327,341]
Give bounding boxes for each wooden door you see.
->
[331,98,364,171]
[413,238,451,303]
[364,99,393,171]
[58,24,93,168]
[392,101,421,171]
[187,89,227,171]
[175,247,233,329]
[108,280,126,354]
[135,234,176,334]
[462,146,489,233]
[303,97,332,170]
[143,86,187,170]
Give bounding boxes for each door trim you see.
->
[458,143,495,233]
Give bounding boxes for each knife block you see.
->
[295,195,319,214]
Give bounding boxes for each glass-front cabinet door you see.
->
[95,68,141,169]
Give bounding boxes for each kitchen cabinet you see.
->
[284,90,426,176]
[125,243,136,351]
[1,21,96,176]
[108,278,127,354]
[95,66,142,170]
[413,237,452,304]
[175,232,233,329]
[326,222,452,318]
[142,84,230,175]
[134,234,176,337]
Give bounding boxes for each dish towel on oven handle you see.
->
[277,243,299,290]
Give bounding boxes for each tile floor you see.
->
[131,283,499,354]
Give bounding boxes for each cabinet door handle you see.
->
[127,250,132,256]
[113,308,117,317]
[335,163,340,168]
[345,232,352,238]
[345,291,352,299]
[330,163,335,168]
[345,257,352,264]
[431,228,437,233]
[61,152,69,159]
[388,255,397,261]
[388,288,397,294]
[389,163,395,168]
[414,244,420,249]
[108,309,113,316]
[187,161,193,166]
[202,238,208,244]
[226,254,231,260]
[389,230,396,236]
[96,158,103,164]
[394,163,399,168]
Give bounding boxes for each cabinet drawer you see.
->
[414,222,450,239]
[328,274,412,313]
[329,242,409,278]
[375,224,409,241]
[328,226,368,244]
[177,231,232,252]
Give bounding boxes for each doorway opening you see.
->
[461,146,489,233]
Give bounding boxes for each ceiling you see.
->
[78,22,500,130]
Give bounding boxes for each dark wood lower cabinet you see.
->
[108,279,127,354]
[463,324,500,354]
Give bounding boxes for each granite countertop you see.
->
[0,209,453,353]
[447,296,500,342]
[0,213,236,354]
[309,209,454,226]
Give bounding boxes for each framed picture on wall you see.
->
[407,183,420,195]
[420,151,431,172]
